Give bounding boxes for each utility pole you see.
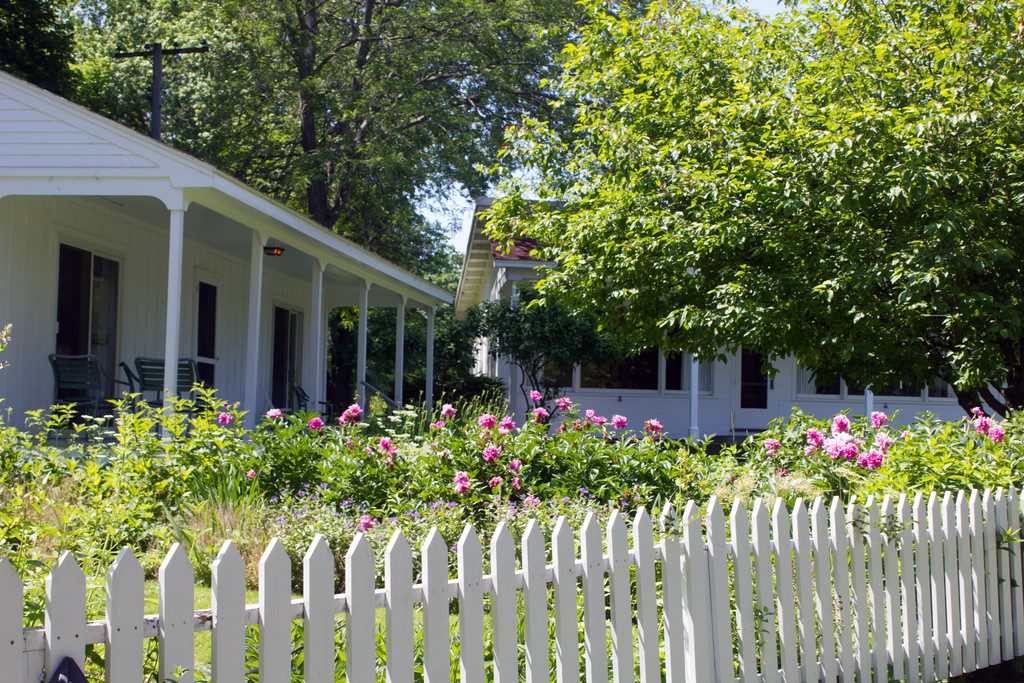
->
[114,41,209,141]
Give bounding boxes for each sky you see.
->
[433,0,785,256]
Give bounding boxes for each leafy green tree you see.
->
[0,0,78,96]
[488,0,1024,415]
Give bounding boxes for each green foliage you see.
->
[488,0,1024,414]
[0,0,78,96]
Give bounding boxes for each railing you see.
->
[361,379,400,410]
[3,486,1023,682]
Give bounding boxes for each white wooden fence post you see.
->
[607,511,633,683]
[490,522,519,683]
[968,490,987,669]
[304,535,336,683]
[706,497,732,681]
[944,491,964,676]
[898,494,920,683]
[928,493,949,680]
[421,528,450,682]
[913,493,935,683]
[159,544,195,683]
[523,520,549,683]
[983,489,1001,664]
[632,508,659,683]
[752,499,779,683]
[847,499,871,679]
[811,498,837,682]
[660,504,687,683]
[829,498,854,682]
[385,530,414,683]
[211,540,246,683]
[682,500,715,683]
[773,500,799,682]
[865,497,887,679]
[995,489,1014,662]
[552,517,581,683]
[457,526,486,683]
[956,490,976,672]
[259,538,292,683]
[792,499,817,680]
[105,547,144,683]
[346,533,376,683]
[1009,487,1024,658]
[0,558,26,683]
[881,495,905,681]
[729,500,757,682]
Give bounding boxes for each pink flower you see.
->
[477,413,497,429]
[970,406,984,417]
[441,403,457,418]
[498,415,516,434]
[857,448,884,470]
[593,415,608,426]
[509,458,523,472]
[764,438,781,456]
[379,437,398,456]
[823,433,858,460]
[530,389,543,402]
[217,412,234,426]
[533,407,549,423]
[870,411,889,429]
[611,414,628,429]
[524,494,540,507]
[246,469,256,479]
[430,420,446,429]
[453,471,471,494]
[488,476,504,488]
[975,415,992,435]
[357,515,375,531]
[339,403,363,425]
[585,409,596,420]
[555,396,572,411]
[482,443,502,463]
[511,476,522,490]
[831,414,850,435]
[900,430,912,440]
[804,445,818,457]
[265,408,283,420]
[776,467,790,477]
[644,418,664,433]
[806,428,825,447]
[990,424,1006,443]
[874,432,895,452]
[308,416,325,430]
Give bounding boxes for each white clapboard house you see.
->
[0,70,452,425]
[455,198,962,437]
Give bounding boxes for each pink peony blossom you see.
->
[874,432,895,452]
[477,413,497,429]
[441,403,457,418]
[990,424,1006,443]
[453,471,471,494]
[870,411,889,429]
[498,415,516,434]
[430,420,446,429]
[806,428,826,447]
[585,409,596,420]
[975,415,992,435]
[764,438,781,456]
[265,408,283,420]
[970,406,984,417]
[511,476,522,490]
[776,467,790,477]
[488,476,504,488]
[804,445,818,457]
[246,469,256,479]
[530,389,543,402]
[339,403,363,425]
[217,412,234,426]
[555,396,572,411]
[644,418,664,433]
[509,458,523,472]
[308,416,325,430]
[357,515,375,531]
[611,414,628,429]
[831,414,850,435]
[482,443,502,463]
[533,407,549,423]
[823,432,859,460]
[857,448,884,470]
[379,437,398,456]
[593,415,608,426]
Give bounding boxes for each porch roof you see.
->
[0,69,451,308]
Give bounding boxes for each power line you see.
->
[114,41,209,141]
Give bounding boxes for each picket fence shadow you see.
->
[3,487,1024,682]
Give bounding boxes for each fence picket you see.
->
[829,498,854,683]
[421,528,450,683]
[683,500,715,683]
[385,530,414,683]
[553,517,581,683]
[523,520,549,683]
[0,558,25,683]
[607,511,633,683]
[881,496,905,681]
[1010,487,1024,657]
[982,490,1000,665]
[730,500,757,682]
[846,499,871,681]
[211,540,246,683]
[865,497,886,679]
[344,536,376,679]
[490,522,519,683]
[995,489,1013,662]
[968,490,987,669]
[897,495,919,683]
[956,490,976,672]
[944,491,964,675]
[632,508,660,683]
[793,499,817,680]
[580,511,608,683]
[259,538,292,683]
[105,547,144,683]
[661,504,687,683]
[927,493,948,680]
[158,544,194,683]
[458,526,486,683]
[811,498,837,682]
[304,535,335,683]
[772,500,799,683]
[751,499,779,683]
[706,497,733,681]
[912,494,934,683]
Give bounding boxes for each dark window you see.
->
[272,307,301,410]
[740,348,768,409]
[581,348,659,390]
[544,360,574,389]
[929,378,951,398]
[878,378,923,397]
[665,352,683,391]
[196,282,217,386]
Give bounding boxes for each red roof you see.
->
[490,236,540,261]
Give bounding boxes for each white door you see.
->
[734,348,772,430]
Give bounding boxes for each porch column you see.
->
[394,297,406,405]
[689,355,700,437]
[162,208,185,411]
[508,285,521,418]
[425,306,435,411]
[243,231,264,426]
[356,280,369,409]
[865,385,874,416]
[306,259,325,407]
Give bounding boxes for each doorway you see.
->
[272,306,302,410]
[735,348,770,429]
[195,281,217,386]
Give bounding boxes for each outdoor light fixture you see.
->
[263,244,285,256]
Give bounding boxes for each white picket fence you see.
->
[3,487,1024,682]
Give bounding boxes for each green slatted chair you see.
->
[127,357,200,408]
[48,354,129,416]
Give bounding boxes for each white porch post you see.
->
[425,306,435,412]
[508,284,521,418]
[162,208,185,412]
[865,385,874,416]
[356,281,369,410]
[306,259,324,407]
[394,297,406,405]
[243,231,264,426]
[689,355,700,437]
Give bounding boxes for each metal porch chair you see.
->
[48,354,129,416]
